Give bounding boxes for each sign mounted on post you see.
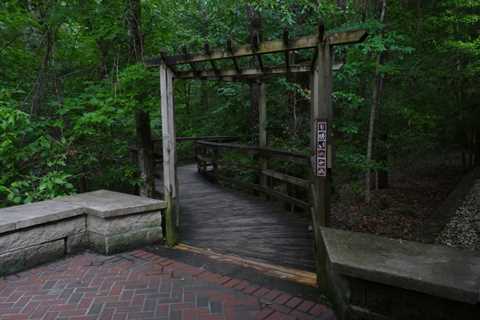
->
[315,120,328,177]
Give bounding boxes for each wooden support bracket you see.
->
[183,46,199,75]
[204,43,220,75]
[227,38,242,75]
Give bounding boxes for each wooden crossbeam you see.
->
[146,29,367,67]
[176,65,310,80]
[175,63,343,80]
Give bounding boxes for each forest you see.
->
[0,0,479,239]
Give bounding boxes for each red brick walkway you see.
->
[0,250,335,320]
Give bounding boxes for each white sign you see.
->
[315,120,328,177]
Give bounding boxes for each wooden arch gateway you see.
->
[146,24,367,285]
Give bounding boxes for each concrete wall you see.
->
[320,228,480,320]
[0,190,166,276]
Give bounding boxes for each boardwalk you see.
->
[175,165,315,271]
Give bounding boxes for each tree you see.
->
[27,0,63,116]
[125,0,155,197]
[246,4,263,143]
[365,0,387,203]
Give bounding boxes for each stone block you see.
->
[0,217,85,253]
[0,239,65,276]
[88,226,163,255]
[66,232,88,254]
[87,210,162,236]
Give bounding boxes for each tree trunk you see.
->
[136,110,154,197]
[200,82,209,111]
[126,0,144,62]
[246,5,262,143]
[475,128,480,167]
[126,0,154,197]
[376,132,389,189]
[365,0,387,204]
[26,0,57,116]
[31,26,54,116]
[337,0,347,10]
[97,40,110,79]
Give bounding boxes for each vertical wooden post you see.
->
[310,40,333,289]
[258,82,268,188]
[160,62,178,246]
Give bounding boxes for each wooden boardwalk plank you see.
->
[160,164,315,271]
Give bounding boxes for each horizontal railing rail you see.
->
[152,136,240,144]
[195,141,310,164]
[194,140,312,211]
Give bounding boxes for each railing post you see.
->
[259,81,268,191]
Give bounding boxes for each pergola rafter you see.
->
[145,28,367,80]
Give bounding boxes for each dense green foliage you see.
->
[0,0,478,207]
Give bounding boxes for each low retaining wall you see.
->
[0,190,166,276]
[321,228,480,320]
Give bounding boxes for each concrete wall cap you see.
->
[0,190,167,234]
[321,227,480,304]
[55,190,167,218]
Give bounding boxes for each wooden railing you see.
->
[194,140,312,211]
[130,136,240,178]
[152,136,239,144]
[149,136,239,164]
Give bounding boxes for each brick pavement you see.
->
[0,250,335,320]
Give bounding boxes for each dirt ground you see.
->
[330,152,465,243]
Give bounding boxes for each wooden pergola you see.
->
[145,24,367,286]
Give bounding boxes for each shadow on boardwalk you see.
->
[174,164,315,271]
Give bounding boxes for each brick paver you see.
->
[0,250,335,320]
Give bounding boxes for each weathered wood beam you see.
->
[227,39,241,74]
[252,31,264,71]
[261,169,310,188]
[175,65,308,79]
[204,43,220,75]
[196,140,309,164]
[310,40,333,290]
[146,29,367,67]
[258,82,267,189]
[182,46,199,74]
[160,62,178,246]
[311,23,325,69]
[175,63,343,80]
[160,52,176,73]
